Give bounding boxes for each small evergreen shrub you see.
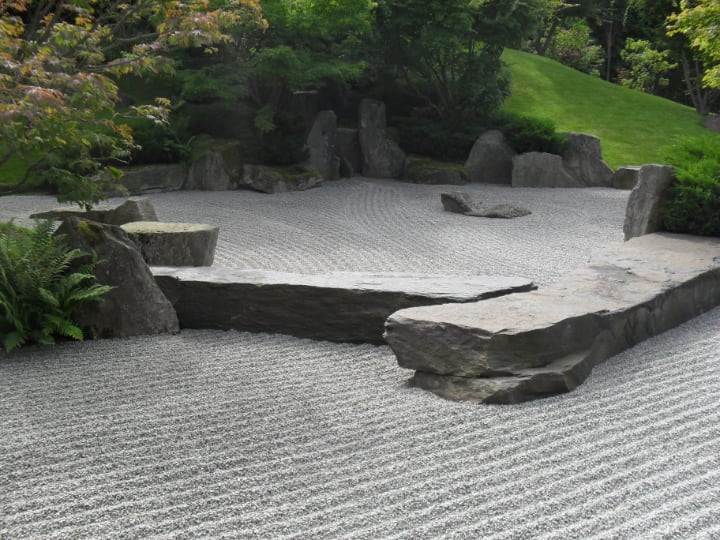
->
[662,137,720,237]
[489,111,567,155]
[0,221,112,352]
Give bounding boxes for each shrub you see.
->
[662,137,720,236]
[489,111,567,155]
[0,221,112,352]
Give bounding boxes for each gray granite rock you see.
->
[612,166,641,190]
[55,217,179,339]
[623,164,674,240]
[186,152,233,191]
[465,130,516,184]
[384,233,720,403]
[152,269,535,344]
[239,164,323,194]
[562,133,614,187]
[306,110,340,181]
[31,197,158,225]
[121,221,219,266]
[405,159,467,185]
[358,99,406,179]
[468,204,531,219]
[441,192,477,214]
[119,164,187,194]
[512,152,580,187]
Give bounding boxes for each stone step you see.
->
[383,233,720,404]
[152,269,535,344]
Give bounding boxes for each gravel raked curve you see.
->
[1,178,719,539]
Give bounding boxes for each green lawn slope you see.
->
[502,49,714,169]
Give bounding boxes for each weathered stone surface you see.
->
[384,233,720,403]
[186,152,233,191]
[121,221,219,266]
[405,159,467,185]
[441,192,477,214]
[468,204,532,219]
[306,110,340,181]
[703,114,720,133]
[612,166,641,190]
[562,133,614,187]
[55,217,179,339]
[119,164,187,194]
[512,152,580,187]
[337,128,362,178]
[31,197,158,226]
[239,164,323,194]
[358,99,406,179]
[152,269,535,344]
[465,130,516,184]
[623,164,674,240]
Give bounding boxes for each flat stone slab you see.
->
[121,221,219,266]
[384,233,720,403]
[152,268,535,344]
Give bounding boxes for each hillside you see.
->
[502,49,713,169]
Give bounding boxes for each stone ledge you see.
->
[152,269,535,344]
[384,233,720,403]
[121,222,219,266]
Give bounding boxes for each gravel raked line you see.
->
[1,179,719,539]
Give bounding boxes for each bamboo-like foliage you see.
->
[0,220,112,352]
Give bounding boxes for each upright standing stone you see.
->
[305,110,340,181]
[55,217,179,339]
[185,152,233,191]
[562,133,614,187]
[337,128,362,178]
[612,166,641,190]
[358,99,406,179]
[623,164,675,240]
[465,130,516,184]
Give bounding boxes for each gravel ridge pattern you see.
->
[1,179,719,539]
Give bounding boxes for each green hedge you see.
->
[662,137,720,237]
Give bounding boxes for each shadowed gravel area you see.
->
[1,179,719,538]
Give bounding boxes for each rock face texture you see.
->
[56,217,179,339]
[185,152,233,191]
[562,133,614,187]
[623,164,674,240]
[358,99,406,179]
[468,204,531,219]
[405,159,467,185]
[465,130,516,184]
[31,197,158,226]
[441,192,477,214]
[121,221,219,266]
[306,110,340,181]
[384,233,720,404]
[512,152,580,187]
[152,269,535,344]
[119,164,187,194]
[612,166,641,190]
[239,164,323,193]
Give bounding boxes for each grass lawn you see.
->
[502,49,715,168]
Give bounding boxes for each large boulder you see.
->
[441,192,478,214]
[186,152,233,191]
[562,133,614,187]
[31,197,158,226]
[305,110,340,181]
[512,152,581,188]
[358,99,406,179]
[121,221,219,266]
[55,217,179,339]
[119,164,187,194]
[337,128,362,178]
[623,164,675,240]
[465,130,516,184]
[612,166,641,190]
[239,164,323,194]
[468,204,532,219]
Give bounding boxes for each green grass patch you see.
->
[502,49,713,168]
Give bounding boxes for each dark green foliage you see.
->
[127,116,193,165]
[490,111,567,155]
[254,111,309,166]
[662,137,720,236]
[0,221,113,352]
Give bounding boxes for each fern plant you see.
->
[0,220,112,352]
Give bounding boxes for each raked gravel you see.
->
[1,179,719,539]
